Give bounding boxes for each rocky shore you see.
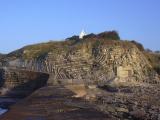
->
[0,85,108,120]
[91,84,160,120]
[0,83,159,120]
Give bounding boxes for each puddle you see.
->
[0,108,8,115]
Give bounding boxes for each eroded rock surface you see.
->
[0,86,109,120]
[1,84,160,120]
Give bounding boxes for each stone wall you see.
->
[0,67,49,97]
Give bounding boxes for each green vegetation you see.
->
[67,30,120,41]
[93,40,102,48]
[145,52,160,75]
[130,40,160,75]
[7,41,72,59]
[25,41,71,59]
[131,41,145,51]
[97,31,120,40]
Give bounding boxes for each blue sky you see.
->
[0,0,160,53]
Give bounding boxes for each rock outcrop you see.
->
[0,68,49,97]
[0,31,159,120]
[2,38,159,86]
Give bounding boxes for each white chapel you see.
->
[79,30,87,39]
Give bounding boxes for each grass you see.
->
[145,52,160,75]
[7,41,72,59]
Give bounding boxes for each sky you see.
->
[0,0,160,53]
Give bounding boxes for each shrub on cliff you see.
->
[131,41,145,51]
[66,35,80,41]
[97,31,120,40]
[84,33,97,39]
[145,52,160,75]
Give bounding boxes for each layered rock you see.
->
[0,67,49,97]
[2,39,159,86]
[0,33,159,120]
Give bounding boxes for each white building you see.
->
[79,30,87,39]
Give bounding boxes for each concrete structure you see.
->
[116,66,133,78]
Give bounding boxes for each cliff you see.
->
[0,31,160,120]
[0,33,158,86]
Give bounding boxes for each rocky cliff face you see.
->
[2,37,159,86]
[0,32,159,120]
